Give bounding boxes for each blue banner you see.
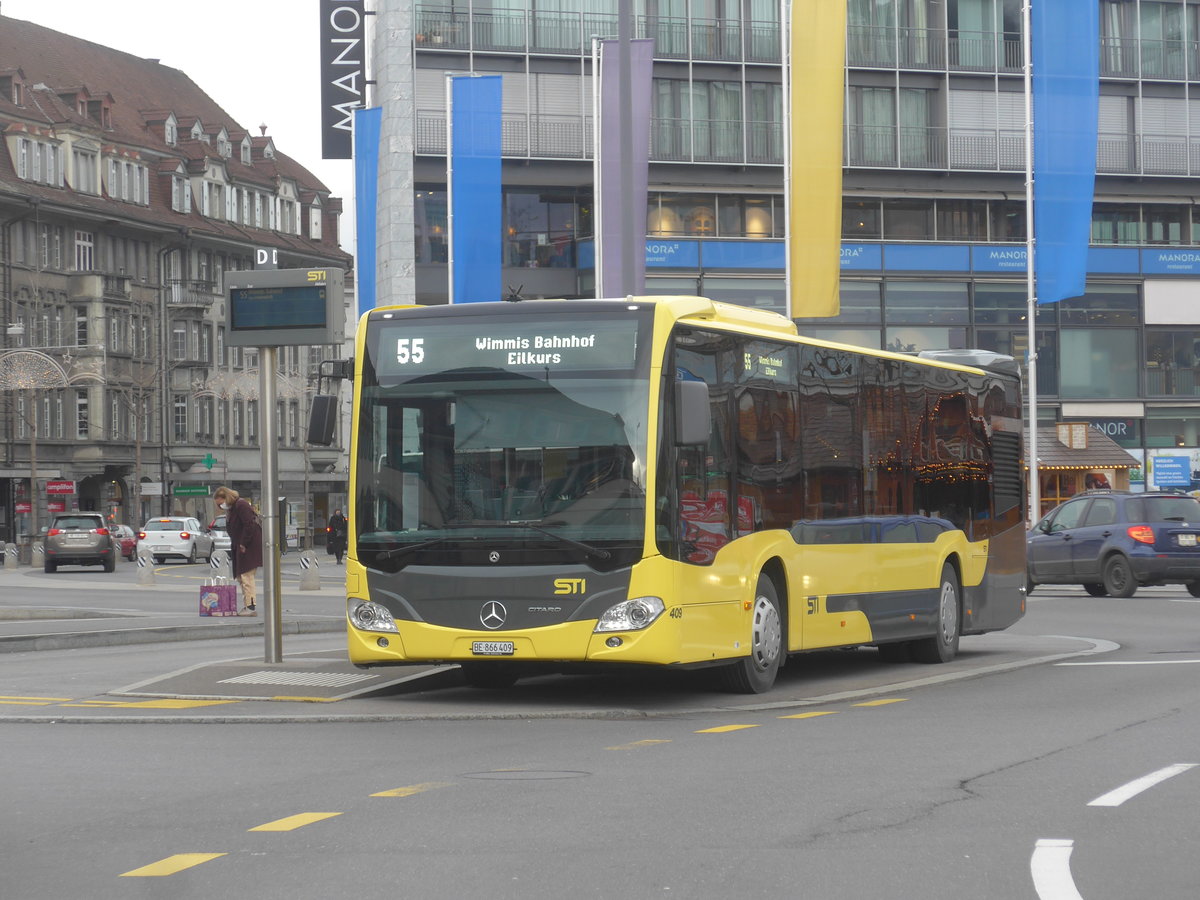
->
[450,76,502,303]
[353,106,381,316]
[1032,0,1099,304]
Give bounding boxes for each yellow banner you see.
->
[787,0,846,318]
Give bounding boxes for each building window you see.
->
[1091,203,1141,244]
[309,206,322,240]
[74,231,94,271]
[172,175,192,213]
[171,322,187,360]
[75,308,88,346]
[71,148,98,193]
[1061,328,1138,399]
[843,200,882,240]
[75,390,89,440]
[173,395,188,442]
[16,138,60,186]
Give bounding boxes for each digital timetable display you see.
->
[226,268,344,347]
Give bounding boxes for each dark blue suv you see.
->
[1027,490,1200,598]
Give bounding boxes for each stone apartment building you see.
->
[0,15,352,544]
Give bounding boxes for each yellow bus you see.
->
[343,296,1026,692]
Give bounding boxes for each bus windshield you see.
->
[356,309,652,567]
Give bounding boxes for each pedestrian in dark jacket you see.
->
[213,486,263,616]
[327,508,348,565]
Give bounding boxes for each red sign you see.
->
[47,500,65,512]
[46,480,76,495]
[15,502,30,513]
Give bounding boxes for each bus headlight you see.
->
[348,599,398,633]
[594,596,665,633]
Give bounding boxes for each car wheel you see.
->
[154,556,164,565]
[912,562,961,664]
[44,561,56,573]
[1083,583,1107,597]
[187,546,197,564]
[103,556,115,573]
[1102,555,1137,598]
[718,573,783,693]
[1187,581,1200,598]
[1025,570,1036,596]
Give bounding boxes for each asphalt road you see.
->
[2,570,1199,898]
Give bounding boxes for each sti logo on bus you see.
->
[306,270,328,282]
[554,578,586,595]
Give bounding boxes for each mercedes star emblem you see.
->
[489,551,501,563]
[480,601,507,629]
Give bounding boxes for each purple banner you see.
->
[595,38,654,298]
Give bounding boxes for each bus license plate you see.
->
[472,641,515,656]
[1180,534,1197,547]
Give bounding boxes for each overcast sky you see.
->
[3,0,358,255]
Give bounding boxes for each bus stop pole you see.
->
[259,346,283,663]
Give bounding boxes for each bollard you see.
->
[31,543,44,564]
[209,549,232,582]
[298,549,321,591]
[3,543,16,571]
[136,546,156,586]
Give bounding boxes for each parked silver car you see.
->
[44,511,118,573]
[138,516,215,564]
[207,514,232,554]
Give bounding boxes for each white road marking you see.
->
[1087,763,1198,807]
[1031,839,1084,900]
[1058,660,1200,666]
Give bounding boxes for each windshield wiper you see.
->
[509,521,612,561]
[372,536,449,561]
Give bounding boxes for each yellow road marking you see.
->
[120,853,226,877]
[62,699,238,709]
[606,739,672,750]
[249,812,342,832]
[371,781,454,798]
[0,700,62,706]
[852,698,907,707]
[0,695,72,703]
[695,724,760,733]
[778,711,839,719]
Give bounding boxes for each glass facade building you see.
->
[411,0,1200,492]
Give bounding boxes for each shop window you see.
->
[702,277,784,314]
[989,200,1026,242]
[882,199,935,239]
[414,189,448,263]
[884,281,969,325]
[843,200,882,240]
[884,326,968,353]
[1060,328,1138,399]
[1058,284,1138,326]
[1145,329,1200,396]
[974,328,1058,397]
[936,199,987,241]
[504,189,578,268]
[1145,407,1200,448]
[795,281,882,326]
[1091,203,1141,244]
[1143,204,1188,245]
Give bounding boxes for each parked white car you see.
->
[138,516,215,564]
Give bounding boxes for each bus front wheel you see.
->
[911,563,961,664]
[719,574,783,694]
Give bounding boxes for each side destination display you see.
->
[226,268,345,346]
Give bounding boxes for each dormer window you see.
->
[165,114,178,146]
[15,137,62,187]
[240,138,251,165]
[309,205,322,240]
[191,121,204,141]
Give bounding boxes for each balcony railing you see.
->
[165,279,218,308]
[414,4,781,62]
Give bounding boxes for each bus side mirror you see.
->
[307,395,339,446]
[675,380,711,445]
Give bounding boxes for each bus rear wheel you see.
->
[911,563,961,664]
[719,574,782,694]
[460,662,520,689]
